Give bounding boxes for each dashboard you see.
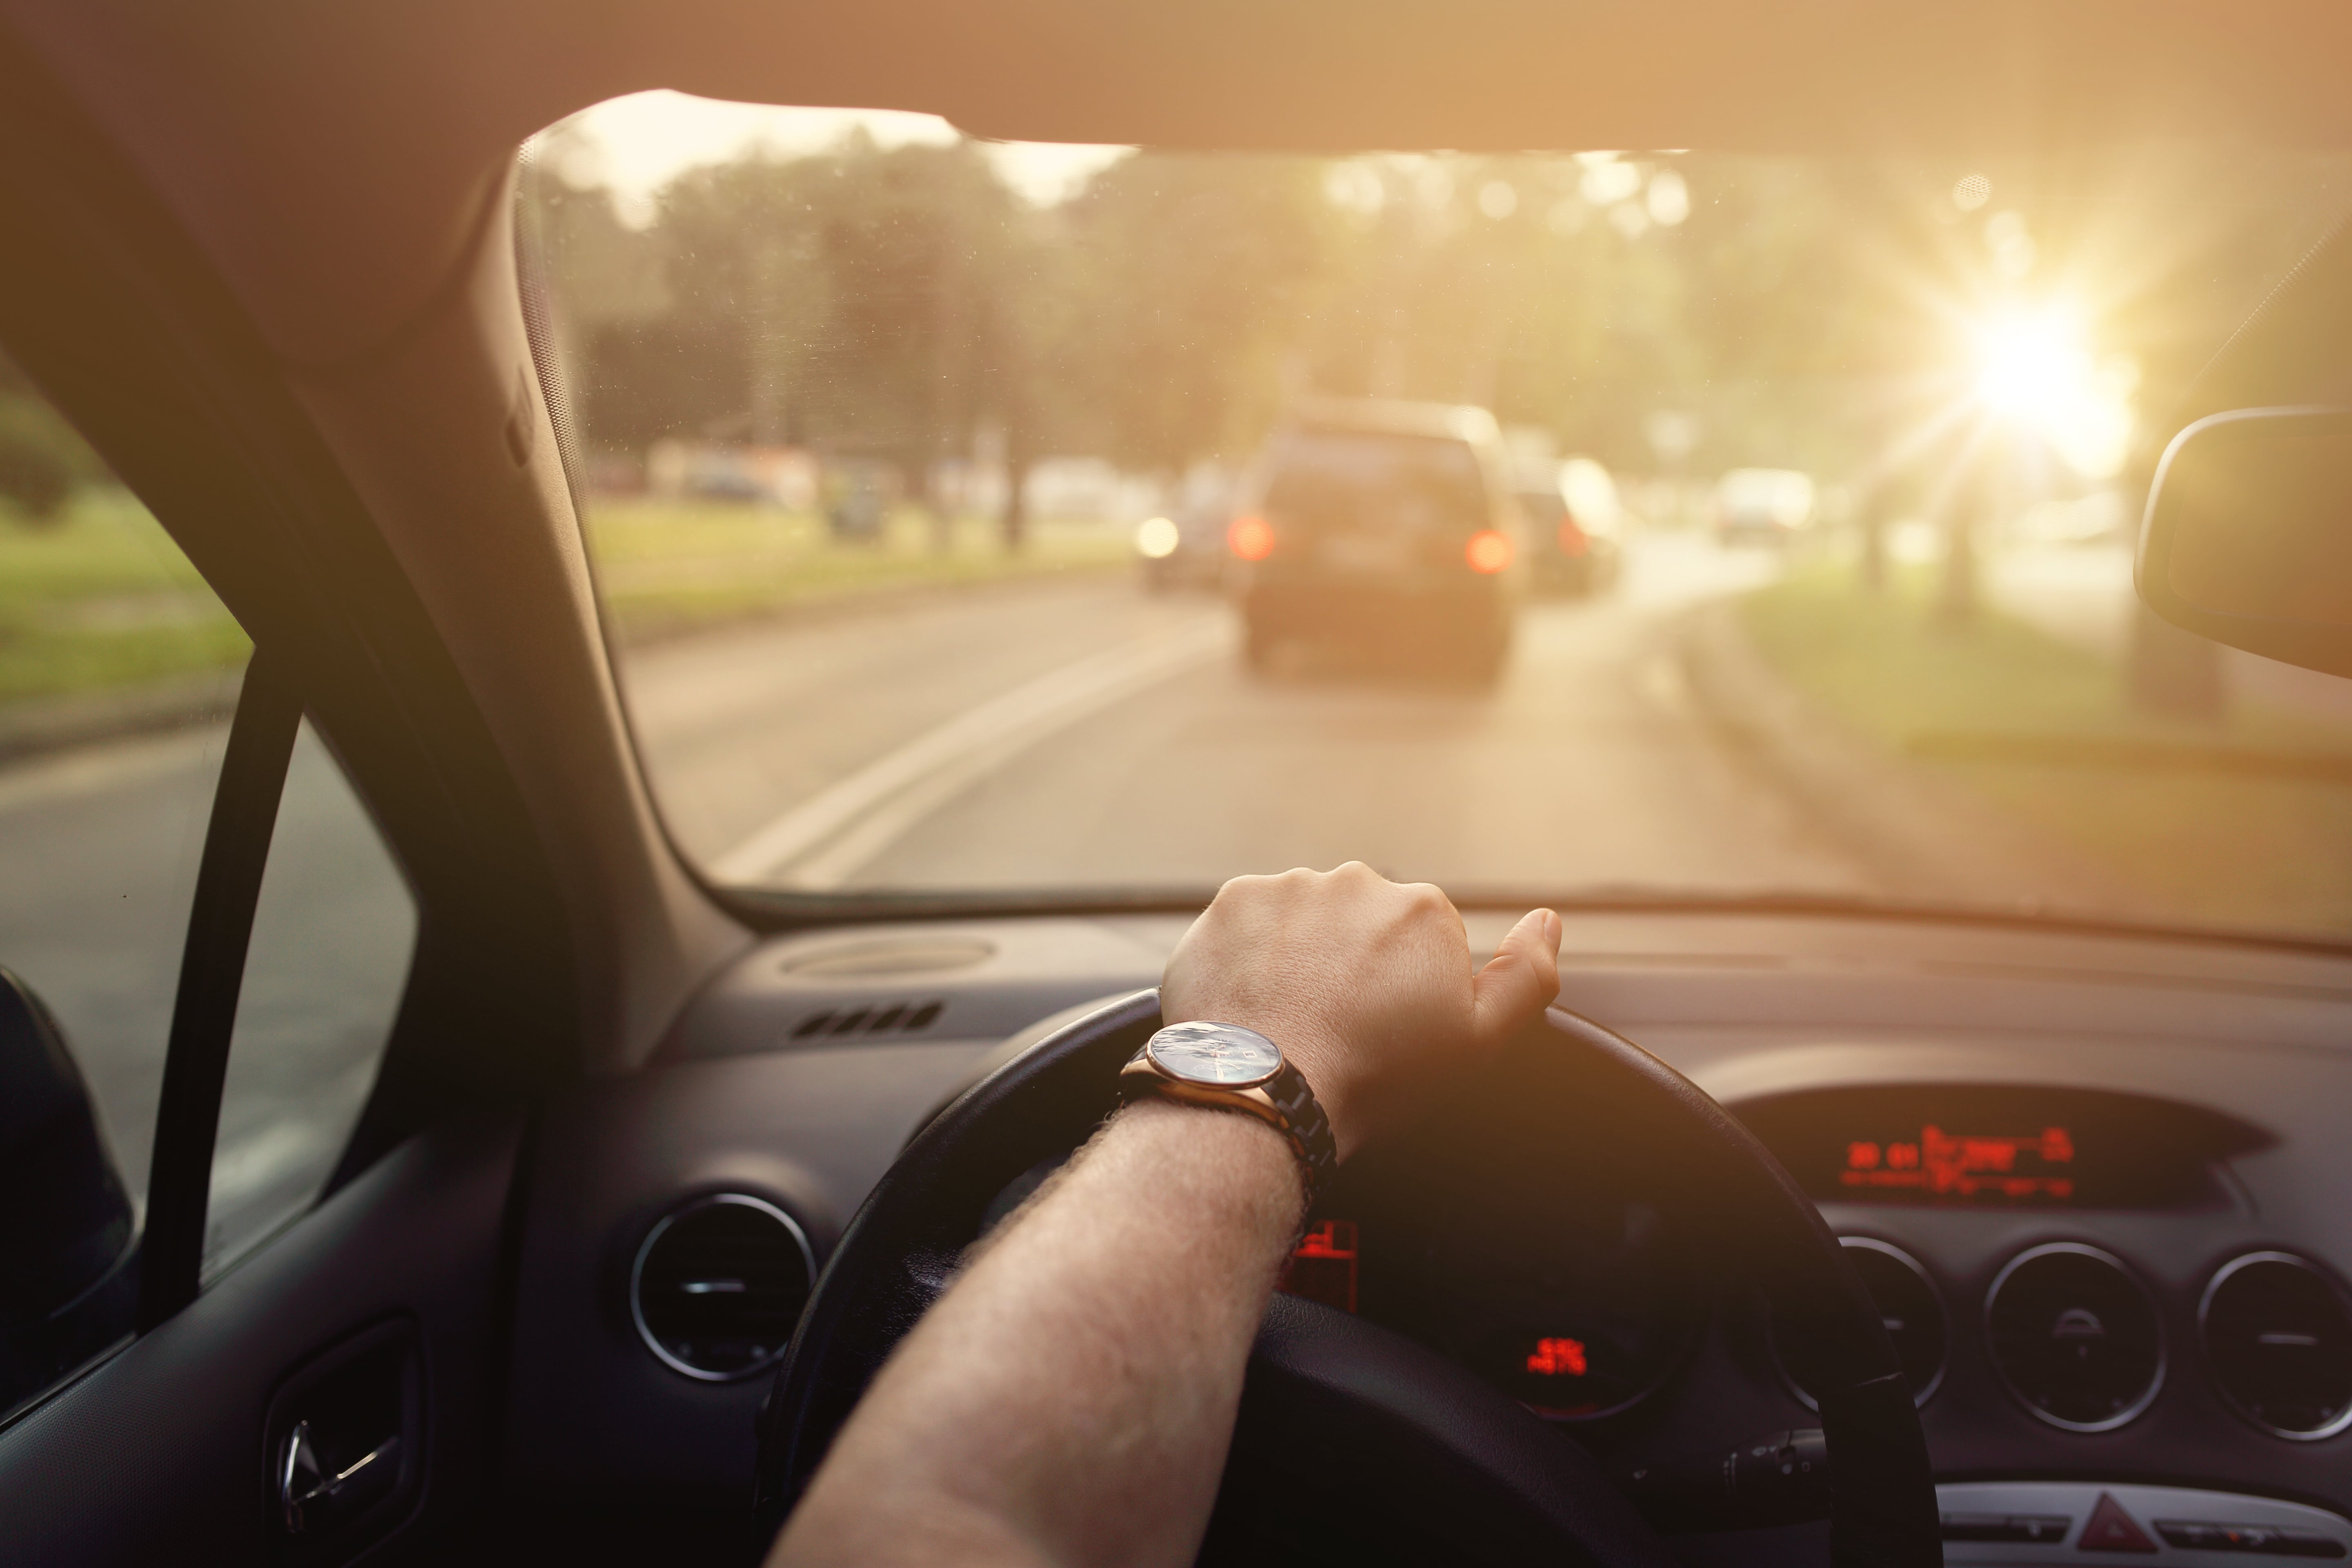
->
[501,908,2352,1561]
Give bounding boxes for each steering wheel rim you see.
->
[754,990,1940,1566]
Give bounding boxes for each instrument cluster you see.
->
[1288,1084,2352,1445]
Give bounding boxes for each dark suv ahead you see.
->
[1231,400,1523,682]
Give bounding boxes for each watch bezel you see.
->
[1143,1022,1284,1089]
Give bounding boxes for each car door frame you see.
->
[0,25,589,1564]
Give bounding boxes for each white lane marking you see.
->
[708,622,1229,886]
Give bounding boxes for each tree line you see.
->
[527,126,2346,532]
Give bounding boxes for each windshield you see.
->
[523,95,2352,941]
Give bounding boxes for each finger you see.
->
[1471,908,1562,1046]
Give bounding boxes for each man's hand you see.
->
[1161,862,1561,1158]
[772,866,1563,1568]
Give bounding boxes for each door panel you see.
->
[0,1114,520,1566]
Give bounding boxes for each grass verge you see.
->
[0,492,1133,714]
[586,499,1132,644]
[1741,564,2352,939]
[0,490,250,705]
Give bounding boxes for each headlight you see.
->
[1135,517,1181,559]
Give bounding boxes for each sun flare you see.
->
[1970,303,2136,479]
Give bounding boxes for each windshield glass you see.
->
[523,95,2352,940]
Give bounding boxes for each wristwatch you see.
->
[1117,1020,1338,1206]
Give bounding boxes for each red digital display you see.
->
[1525,1336,1589,1377]
[1280,1220,1359,1313]
[1840,1123,2076,1200]
[1737,1087,2263,1212]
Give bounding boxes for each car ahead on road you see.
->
[1519,454,1625,597]
[7,8,2352,1568]
[1713,466,1815,545]
[1231,400,1523,681]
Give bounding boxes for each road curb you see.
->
[1675,596,2138,915]
[0,669,241,767]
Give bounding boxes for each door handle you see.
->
[278,1419,401,1536]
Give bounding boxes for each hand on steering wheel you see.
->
[755,874,1940,1567]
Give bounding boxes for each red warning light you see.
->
[1228,514,1276,561]
[1279,1220,1358,1313]
[1525,1337,1589,1377]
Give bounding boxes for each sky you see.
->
[554,90,1133,225]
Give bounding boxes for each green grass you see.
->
[584,498,1133,643]
[0,490,249,705]
[1742,563,2352,938]
[0,490,1131,712]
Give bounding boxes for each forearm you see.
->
[771,1099,1304,1568]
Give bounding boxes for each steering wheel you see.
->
[753,991,1940,1566]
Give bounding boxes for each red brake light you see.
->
[1465,529,1513,574]
[1229,515,1276,562]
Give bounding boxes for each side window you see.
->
[206,719,416,1280]
[0,346,419,1415]
[0,349,247,1415]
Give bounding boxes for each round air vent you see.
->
[1780,1238,1948,1409]
[631,1194,816,1381]
[1986,1242,2163,1431]
[2202,1252,2352,1439]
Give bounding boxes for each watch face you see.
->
[1147,1022,1283,1087]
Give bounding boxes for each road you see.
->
[0,720,414,1272]
[1,532,1865,1257]
[630,534,1869,895]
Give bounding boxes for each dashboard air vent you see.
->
[630,1194,815,1381]
[1780,1238,1947,1408]
[1986,1243,2163,1431]
[790,999,945,1040]
[2202,1252,2352,1439]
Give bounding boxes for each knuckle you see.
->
[1402,882,1451,915]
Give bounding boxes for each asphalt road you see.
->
[632,532,1871,895]
[0,720,414,1272]
[1,530,1862,1254]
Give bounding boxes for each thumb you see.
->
[1471,908,1562,1047]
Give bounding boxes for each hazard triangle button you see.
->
[2079,1493,2158,1553]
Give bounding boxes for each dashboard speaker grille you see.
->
[790,999,945,1040]
[631,1194,816,1381]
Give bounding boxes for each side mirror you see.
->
[0,967,136,1406]
[2136,407,2352,678]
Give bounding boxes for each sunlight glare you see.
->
[1971,304,2134,479]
